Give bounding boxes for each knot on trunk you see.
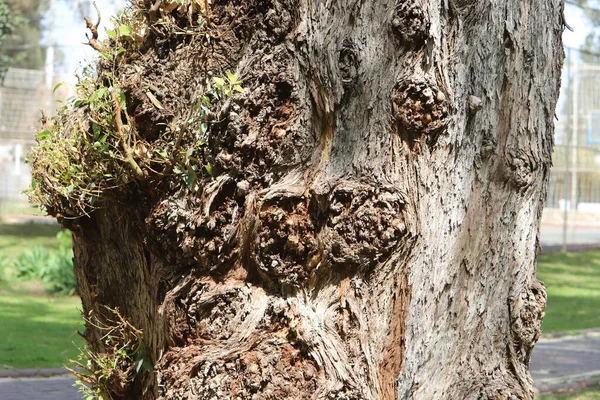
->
[391,1,430,46]
[255,196,318,286]
[320,182,409,271]
[146,177,240,273]
[509,280,547,364]
[503,145,541,189]
[392,79,449,150]
[252,181,410,288]
[339,39,360,89]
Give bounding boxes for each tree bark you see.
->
[57,0,563,398]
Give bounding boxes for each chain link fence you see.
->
[0,68,47,204]
[543,47,600,249]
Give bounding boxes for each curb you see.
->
[535,374,600,394]
[0,368,71,379]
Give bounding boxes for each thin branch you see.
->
[110,88,145,179]
[83,1,106,52]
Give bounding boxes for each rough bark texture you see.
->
[65,0,562,398]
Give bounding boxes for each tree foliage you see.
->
[3,0,50,70]
[0,0,20,82]
[572,0,600,61]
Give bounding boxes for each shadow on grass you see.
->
[0,223,63,259]
[0,223,61,238]
[0,294,83,370]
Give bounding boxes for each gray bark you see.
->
[61,0,563,398]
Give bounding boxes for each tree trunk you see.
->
[37,0,564,398]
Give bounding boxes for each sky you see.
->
[563,3,591,55]
[51,0,127,84]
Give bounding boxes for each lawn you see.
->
[0,222,61,260]
[537,250,600,333]
[0,221,82,370]
[0,284,83,370]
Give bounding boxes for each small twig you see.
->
[562,0,574,31]
[149,0,162,22]
[84,1,107,52]
[110,88,145,179]
[39,109,48,125]
[204,0,211,25]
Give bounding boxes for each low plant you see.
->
[45,246,77,296]
[27,3,243,218]
[10,231,76,295]
[13,246,51,280]
[69,307,150,400]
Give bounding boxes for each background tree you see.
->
[0,0,21,82]
[1,0,49,70]
[29,0,564,398]
[570,0,600,61]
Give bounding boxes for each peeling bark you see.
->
[65,0,563,398]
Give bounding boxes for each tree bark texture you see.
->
[68,0,563,398]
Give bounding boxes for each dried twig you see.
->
[84,1,107,52]
[110,89,145,179]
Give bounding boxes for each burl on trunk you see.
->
[30,0,563,398]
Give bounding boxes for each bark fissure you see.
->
[47,0,563,398]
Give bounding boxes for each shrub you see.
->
[44,245,77,296]
[11,231,77,295]
[13,247,51,280]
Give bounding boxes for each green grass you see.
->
[0,222,83,369]
[537,250,600,333]
[538,385,600,399]
[0,223,61,260]
[0,284,84,370]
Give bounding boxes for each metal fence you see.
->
[544,47,600,249]
[0,68,48,203]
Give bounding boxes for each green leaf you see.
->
[212,77,225,88]
[200,123,208,135]
[119,25,133,37]
[89,87,107,104]
[92,123,101,138]
[116,47,126,57]
[155,149,168,158]
[66,184,75,194]
[226,71,239,85]
[135,358,144,374]
[142,358,153,372]
[186,148,194,158]
[233,84,245,93]
[204,164,212,176]
[183,171,196,189]
[53,82,63,93]
[117,91,127,109]
[36,130,51,141]
[106,29,117,39]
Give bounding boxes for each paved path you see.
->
[531,330,600,392]
[0,375,80,400]
[0,332,598,399]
